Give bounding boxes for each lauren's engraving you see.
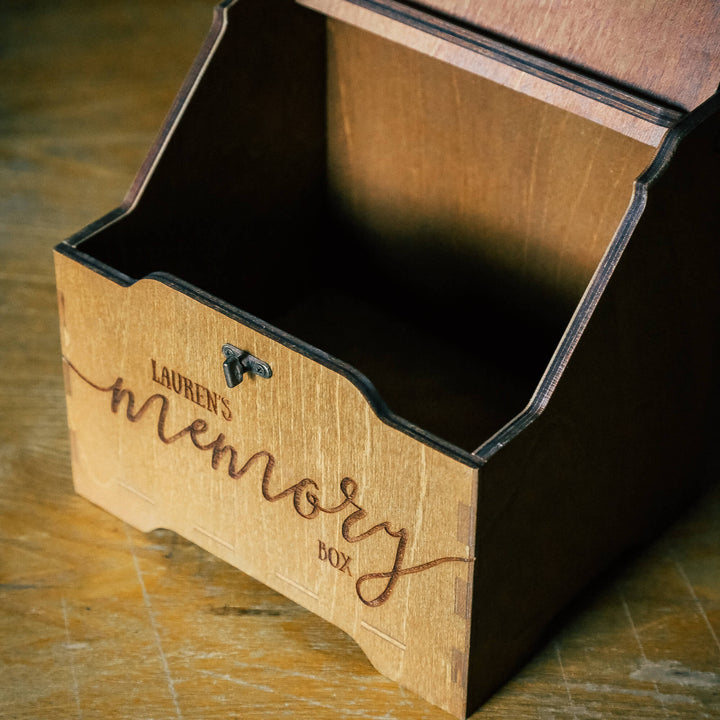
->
[318,540,352,576]
[151,358,232,421]
[66,359,473,608]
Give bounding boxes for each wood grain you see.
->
[410,0,720,111]
[301,0,720,127]
[1,2,719,719]
[299,0,686,144]
[55,250,478,717]
[326,20,656,313]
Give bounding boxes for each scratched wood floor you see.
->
[1,1,719,718]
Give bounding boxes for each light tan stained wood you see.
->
[55,250,478,718]
[326,21,657,311]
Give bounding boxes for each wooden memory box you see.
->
[54,1,720,717]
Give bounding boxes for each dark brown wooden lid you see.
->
[299,0,720,144]
[417,0,720,112]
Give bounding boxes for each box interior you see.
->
[74,10,656,452]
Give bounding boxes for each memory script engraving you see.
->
[65,358,474,608]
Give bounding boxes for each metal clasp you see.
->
[222,344,272,388]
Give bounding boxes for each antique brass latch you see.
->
[222,343,272,388]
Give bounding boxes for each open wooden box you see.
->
[55,1,720,716]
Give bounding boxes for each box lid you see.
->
[412,0,720,112]
[299,0,720,144]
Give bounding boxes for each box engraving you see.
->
[318,539,353,576]
[151,358,232,421]
[66,357,474,609]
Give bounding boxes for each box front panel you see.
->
[56,251,478,717]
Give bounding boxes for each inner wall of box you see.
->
[270,21,655,449]
[76,16,655,452]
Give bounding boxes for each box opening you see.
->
[74,13,655,452]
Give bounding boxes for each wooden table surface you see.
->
[1,2,719,718]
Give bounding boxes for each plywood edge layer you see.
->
[298,0,674,145]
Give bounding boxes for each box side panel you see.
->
[54,249,478,718]
[464,99,720,713]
